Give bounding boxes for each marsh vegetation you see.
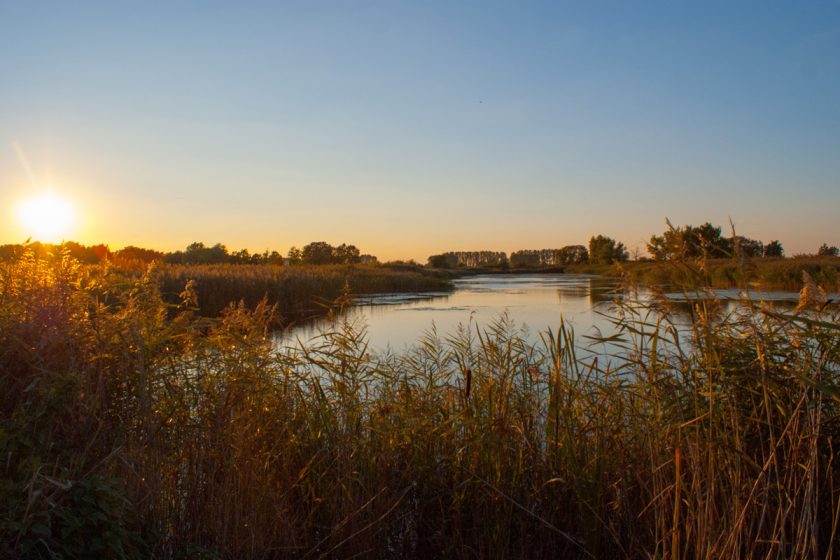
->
[2,246,839,559]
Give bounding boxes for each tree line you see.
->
[426,237,628,269]
[427,251,508,268]
[1,221,836,268]
[0,240,378,266]
[646,222,785,259]
[425,222,838,269]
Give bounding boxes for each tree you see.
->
[428,254,456,268]
[287,247,303,265]
[560,245,589,264]
[302,241,335,265]
[334,243,361,264]
[647,222,731,260]
[733,236,764,258]
[508,246,589,267]
[113,246,163,264]
[430,251,507,268]
[266,251,284,265]
[509,251,540,268]
[589,235,628,264]
[231,248,251,264]
[60,241,111,264]
[818,244,839,257]
[763,240,783,257]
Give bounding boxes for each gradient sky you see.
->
[1,1,838,261]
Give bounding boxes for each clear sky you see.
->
[1,1,838,261]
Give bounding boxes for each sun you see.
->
[16,192,76,243]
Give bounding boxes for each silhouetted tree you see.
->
[60,241,111,264]
[433,251,507,268]
[287,247,303,265]
[509,251,540,268]
[764,240,784,257]
[334,243,361,264]
[266,250,284,265]
[427,254,455,268]
[231,248,252,264]
[302,242,335,265]
[165,242,231,264]
[509,246,589,268]
[113,246,164,265]
[818,244,839,257]
[0,244,25,261]
[733,236,764,258]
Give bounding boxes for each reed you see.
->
[569,255,840,292]
[155,262,453,323]
[1,249,838,559]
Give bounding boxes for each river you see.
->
[277,274,815,355]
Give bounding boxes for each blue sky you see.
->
[1,1,838,260]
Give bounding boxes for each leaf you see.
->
[30,522,51,538]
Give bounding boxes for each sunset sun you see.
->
[16,192,75,243]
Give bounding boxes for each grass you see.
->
[1,249,839,558]
[155,262,452,323]
[568,255,840,292]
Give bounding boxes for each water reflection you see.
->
[280,274,624,353]
[277,274,824,355]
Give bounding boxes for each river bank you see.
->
[430,255,840,292]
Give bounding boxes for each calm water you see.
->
[279,274,617,352]
[278,274,815,354]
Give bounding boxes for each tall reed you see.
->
[1,249,838,558]
[157,263,452,322]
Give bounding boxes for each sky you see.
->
[1,1,838,261]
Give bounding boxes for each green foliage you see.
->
[647,222,731,259]
[8,476,146,560]
[588,235,628,264]
[646,221,779,260]
[51,477,145,559]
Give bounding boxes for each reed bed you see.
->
[570,256,840,292]
[1,250,839,559]
[157,263,452,322]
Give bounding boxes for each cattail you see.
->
[464,367,472,402]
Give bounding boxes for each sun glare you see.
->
[16,192,75,243]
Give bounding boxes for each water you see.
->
[301,275,835,346]
[276,273,827,356]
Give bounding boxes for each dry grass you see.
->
[1,249,839,559]
[569,255,840,292]
[157,262,452,322]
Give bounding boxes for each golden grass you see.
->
[568,255,840,291]
[1,250,838,558]
[158,262,452,322]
